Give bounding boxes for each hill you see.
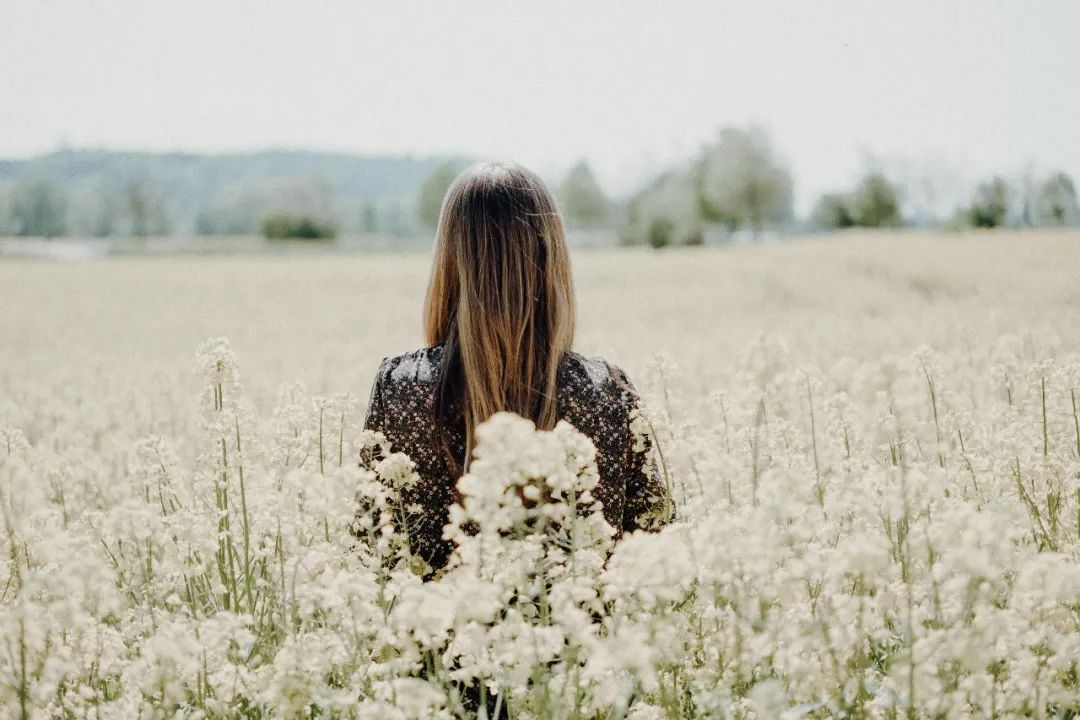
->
[0,149,468,237]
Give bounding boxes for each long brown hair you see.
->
[424,160,576,476]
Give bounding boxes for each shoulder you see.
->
[560,350,639,404]
[375,345,444,388]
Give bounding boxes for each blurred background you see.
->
[1,0,1078,258]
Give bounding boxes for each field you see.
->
[2,229,1080,718]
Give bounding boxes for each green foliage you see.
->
[10,181,67,237]
[623,172,704,248]
[196,177,337,237]
[1034,172,1078,226]
[852,173,902,228]
[812,193,857,230]
[813,174,902,229]
[417,161,465,230]
[123,180,173,237]
[260,213,337,240]
[558,160,611,227]
[696,127,793,232]
[647,218,674,249]
[967,177,1010,228]
[0,149,450,237]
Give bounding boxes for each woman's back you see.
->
[363,159,674,576]
[362,344,673,572]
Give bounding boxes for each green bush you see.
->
[260,213,337,240]
[812,193,857,229]
[812,174,902,230]
[852,173,902,227]
[967,177,1010,228]
[647,218,673,249]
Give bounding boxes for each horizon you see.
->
[4,0,1080,216]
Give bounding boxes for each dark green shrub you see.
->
[260,213,337,240]
[812,174,902,230]
[812,193,857,229]
[852,173,901,227]
[647,218,673,249]
[967,178,1010,228]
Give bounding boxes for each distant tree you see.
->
[967,177,1011,228]
[1034,172,1078,226]
[195,176,336,236]
[851,173,902,227]
[0,185,10,233]
[623,171,704,248]
[697,127,793,235]
[0,150,457,236]
[261,213,337,240]
[418,161,464,230]
[91,185,122,237]
[126,181,152,236]
[194,211,216,236]
[557,160,611,227]
[812,193,857,229]
[122,180,173,236]
[10,181,67,237]
[360,201,378,233]
[1018,172,1038,227]
[645,217,675,249]
[812,174,902,229]
[382,198,413,237]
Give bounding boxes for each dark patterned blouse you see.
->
[361,344,674,572]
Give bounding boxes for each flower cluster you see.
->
[1,336,1079,719]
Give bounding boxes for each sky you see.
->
[2,0,1079,214]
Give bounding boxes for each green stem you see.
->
[236,417,254,612]
[806,377,825,509]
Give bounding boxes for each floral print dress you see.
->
[362,344,674,572]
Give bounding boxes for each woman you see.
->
[362,159,673,575]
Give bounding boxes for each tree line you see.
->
[0,150,446,240]
[416,128,1078,249]
[612,127,1077,247]
[1,141,1076,242]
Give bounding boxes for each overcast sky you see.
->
[2,0,1078,212]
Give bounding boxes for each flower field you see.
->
[2,230,1080,718]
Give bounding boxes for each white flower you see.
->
[196,336,240,387]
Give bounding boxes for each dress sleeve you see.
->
[608,363,676,533]
[352,359,389,554]
[363,358,387,433]
[359,357,389,468]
